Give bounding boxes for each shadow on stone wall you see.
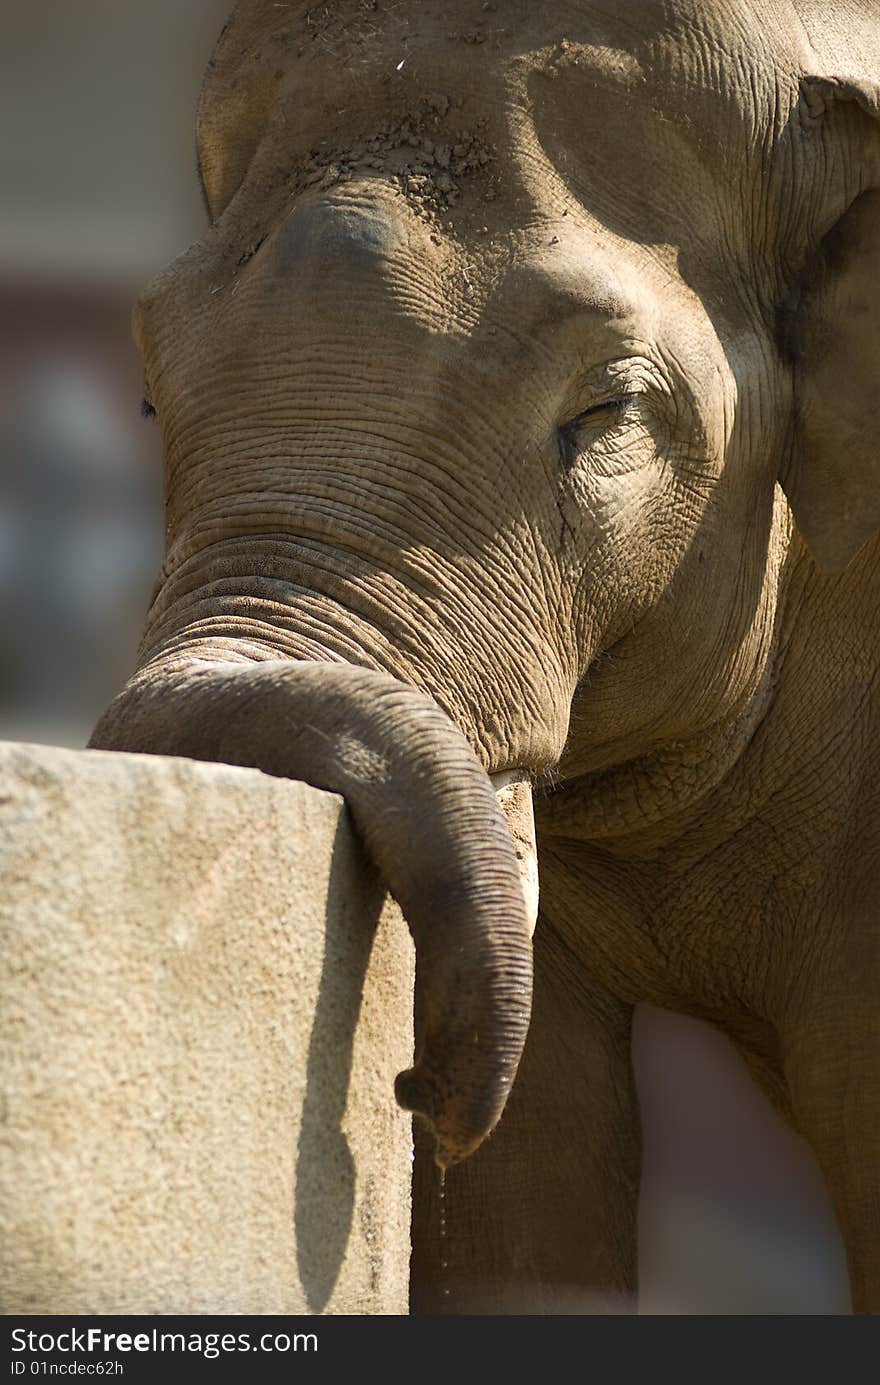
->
[296,822,387,1311]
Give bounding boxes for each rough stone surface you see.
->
[0,741,414,1315]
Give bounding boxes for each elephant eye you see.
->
[141,396,157,420]
[558,394,638,472]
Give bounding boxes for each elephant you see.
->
[89,0,880,1313]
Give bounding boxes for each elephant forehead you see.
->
[199,0,796,271]
[206,0,792,155]
[273,199,399,270]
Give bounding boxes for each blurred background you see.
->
[0,2,850,1313]
[0,2,229,743]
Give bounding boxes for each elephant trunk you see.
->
[89,658,534,1166]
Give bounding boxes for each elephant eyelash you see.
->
[141,396,157,421]
[571,393,639,428]
[558,393,639,472]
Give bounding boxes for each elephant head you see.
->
[90,0,880,1165]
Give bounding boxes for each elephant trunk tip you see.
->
[394,1059,515,1169]
[394,1066,469,1168]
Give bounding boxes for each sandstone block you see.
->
[0,742,414,1314]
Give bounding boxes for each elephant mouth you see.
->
[490,770,539,939]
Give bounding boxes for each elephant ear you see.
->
[781,76,880,574]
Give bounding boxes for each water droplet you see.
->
[438,1167,450,1302]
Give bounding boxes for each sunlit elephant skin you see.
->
[90,0,880,1312]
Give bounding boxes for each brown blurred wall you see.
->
[0,3,231,740]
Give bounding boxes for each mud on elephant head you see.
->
[91,0,880,1167]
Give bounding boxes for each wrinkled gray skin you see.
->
[91,0,880,1312]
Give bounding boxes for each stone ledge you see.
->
[0,741,414,1314]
